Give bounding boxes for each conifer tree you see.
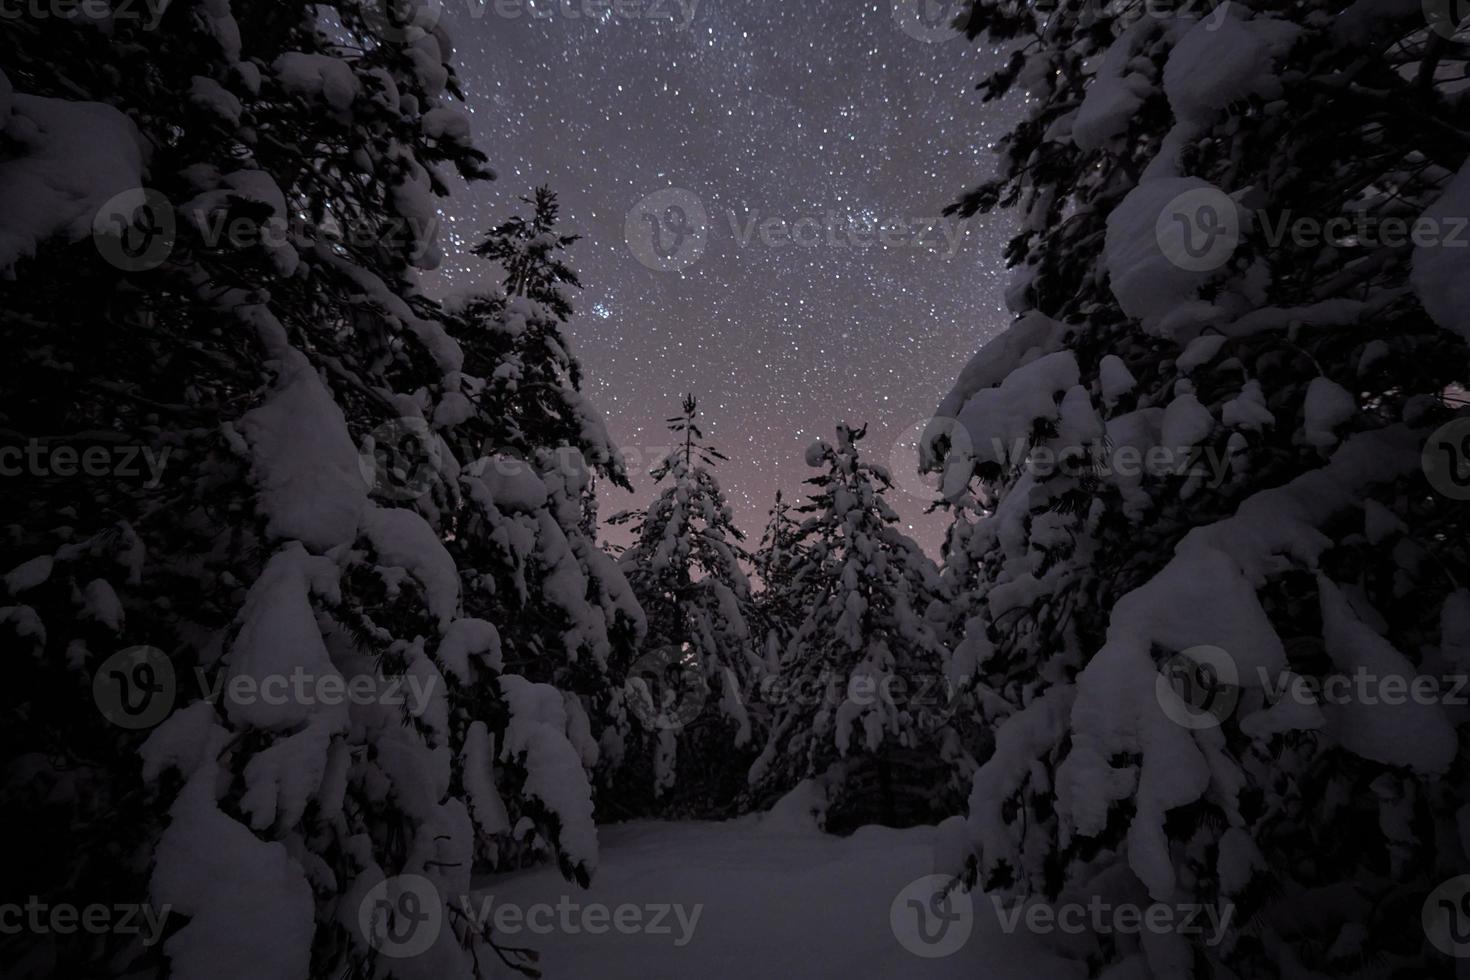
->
[750,424,968,831]
[609,395,756,808]
[0,7,628,978]
[924,2,1470,976]
[471,185,581,320]
[751,491,807,676]
[442,186,643,728]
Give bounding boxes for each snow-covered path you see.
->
[474,818,1085,979]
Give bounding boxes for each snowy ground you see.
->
[474,816,1084,979]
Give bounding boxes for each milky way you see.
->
[425,0,1018,554]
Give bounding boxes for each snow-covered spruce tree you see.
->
[922,2,1470,976]
[751,491,808,677]
[0,5,618,979]
[607,395,756,812]
[439,186,645,844]
[444,186,643,696]
[749,424,969,831]
[470,184,582,320]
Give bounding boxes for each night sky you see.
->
[423,0,1018,554]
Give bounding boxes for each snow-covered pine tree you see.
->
[0,6,622,978]
[749,424,969,832]
[923,2,1470,976]
[607,394,756,812]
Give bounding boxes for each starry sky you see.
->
[424,0,1018,555]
